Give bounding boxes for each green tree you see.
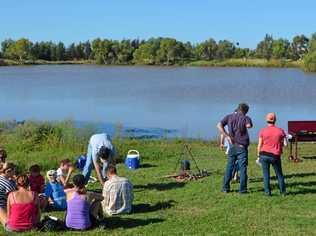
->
[91,39,116,64]
[133,38,161,65]
[56,42,66,61]
[272,38,291,59]
[5,38,32,61]
[183,41,194,61]
[256,34,273,60]
[303,51,316,72]
[34,42,53,60]
[116,40,134,64]
[216,40,235,59]
[195,38,217,60]
[291,35,309,60]
[233,48,250,59]
[83,41,92,60]
[1,39,15,57]
[308,33,316,53]
[50,42,58,61]
[156,38,186,65]
[66,43,76,60]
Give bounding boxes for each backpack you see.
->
[75,155,87,171]
[38,216,66,232]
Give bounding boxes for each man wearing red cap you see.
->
[257,112,287,196]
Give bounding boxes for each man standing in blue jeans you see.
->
[257,113,287,196]
[82,133,116,186]
[217,103,253,193]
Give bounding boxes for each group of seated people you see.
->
[0,147,134,232]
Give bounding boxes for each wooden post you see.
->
[294,136,299,162]
[289,140,293,161]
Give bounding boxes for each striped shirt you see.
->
[0,175,16,209]
[102,176,133,215]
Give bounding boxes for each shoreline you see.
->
[0,58,303,70]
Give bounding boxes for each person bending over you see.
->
[257,113,287,196]
[82,133,117,186]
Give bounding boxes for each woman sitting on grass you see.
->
[0,163,16,227]
[6,174,40,232]
[65,174,104,230]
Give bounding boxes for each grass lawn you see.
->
[0,122,315,235]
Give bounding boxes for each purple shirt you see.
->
[65,192,91,230]
[220,111,253,147]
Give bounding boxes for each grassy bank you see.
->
[0,121,315,235]
[187,58,303,68]
[0,59,94,66]
[0,58,304,70]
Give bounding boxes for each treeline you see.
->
[0,34,316,71]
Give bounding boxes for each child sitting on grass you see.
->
[28,165,45,194]
[44,170,67,211]
[56,159,74,186]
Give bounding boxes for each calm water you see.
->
[0,65,316,140]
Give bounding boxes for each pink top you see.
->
[7,192,38,231]
[259,124,286,157]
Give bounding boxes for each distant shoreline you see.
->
[0,58,303,70]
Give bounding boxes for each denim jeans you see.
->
[223,145,248,193]
[259,155,286,196]
[232,160,239,176]
[82,144,109,184]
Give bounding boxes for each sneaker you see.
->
[88,176,97,184]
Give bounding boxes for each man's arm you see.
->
[219,134,225,150]
[246,116,253,129]
[217,122,233,144]
[246,123,252,129]
[63,165,74,186]
[94,161,105,186]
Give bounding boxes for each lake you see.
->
[0,65,316,140]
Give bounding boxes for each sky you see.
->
[1,0,316,48]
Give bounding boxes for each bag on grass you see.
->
[38,216,66,232]
[75,155,87,171]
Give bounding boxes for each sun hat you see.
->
[266,112,276,123]
[46,170,57,179]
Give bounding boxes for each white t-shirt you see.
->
[56,168,66,182]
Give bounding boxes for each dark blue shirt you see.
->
[220,112,253,147]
